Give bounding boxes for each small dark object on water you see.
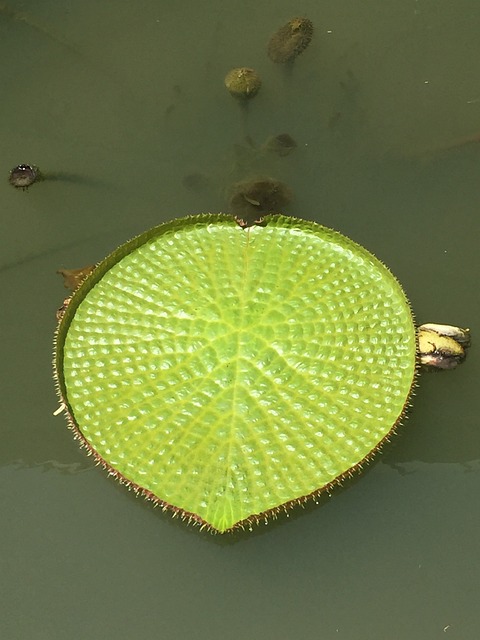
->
[263,133,297,157]
[8,164,42,189]
[267,17,313,64]
[8,165,101,189]
[418,323,471,370]
[230,178,292,227]
[225,67,262,99]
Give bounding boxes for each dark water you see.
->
[1,1,479,638]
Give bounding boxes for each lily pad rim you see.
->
[52,212,420,533]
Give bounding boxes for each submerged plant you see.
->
[262,133,298,157]
[229,178,293,227]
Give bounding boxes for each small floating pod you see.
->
[267,17,314,64]
[8,164,93,189]
[224,67,262,99]
[8,164,42,189]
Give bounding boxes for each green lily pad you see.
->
[54,214,417,532]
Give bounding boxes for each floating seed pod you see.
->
[8,164,42,189]
[267,17,313,64]
[262,133,297,157]
[225,67,262,100]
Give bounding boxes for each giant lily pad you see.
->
[54,214,417,532]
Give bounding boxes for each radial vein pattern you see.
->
[57,214,416,532]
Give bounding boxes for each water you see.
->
[1,1,479,638]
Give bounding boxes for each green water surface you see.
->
[1,1,479,639]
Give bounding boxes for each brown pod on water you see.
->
[225,67,262,100]
[267,17,313,64]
